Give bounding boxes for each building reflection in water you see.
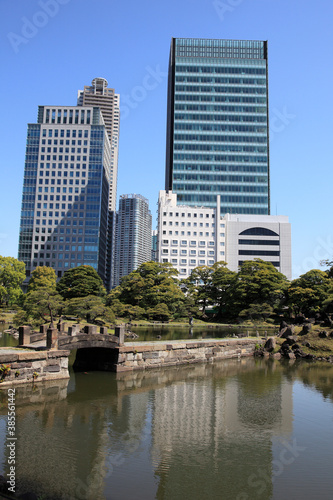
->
[0,358,294,499]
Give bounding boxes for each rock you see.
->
[280,320,288,330]
[285,336,298,346]
[281,340,291,351]
[280,326,295,338]
[299,323,312,336]
[286,352,296,360]
[291,343,300,350]
[294,314,307,324]
[319,331,329,339]
[271,352,281,360]
[264,337,276,351]
[303,341,311,348]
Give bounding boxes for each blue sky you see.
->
[1,0,332,279]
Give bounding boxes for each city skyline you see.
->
[1,0,333,279]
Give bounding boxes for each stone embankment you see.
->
[116,338,259,372]
[0,348,70,386]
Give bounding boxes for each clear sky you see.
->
[1,0,332,279]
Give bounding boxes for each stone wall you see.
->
[116,338,260,372]
[0,349,70,386]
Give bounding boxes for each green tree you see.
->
[146,303,171,322]
[108,262,184,316]
[64,295,114,323]
[231,259,289,318]
[239,303,274,321]
[210,262,237,319]
[57,265,106,299]
[287,269,331,317]
[182,266,214,317]
[24,287,64,326]
[28,266,57,292]
[0,256,25,306]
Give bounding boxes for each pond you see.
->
[0,355,333,499]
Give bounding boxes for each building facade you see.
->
[77,77,120,211]
[157,190,291,279]
[113,194,152,287]
[165,38,270,215]
[18,103,112,286]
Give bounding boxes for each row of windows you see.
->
[38,179,86,186]
[174,144,267,154]
[42,129,89,138]
[174,153,268,163]
[175,94,266,104]
[41,138,88,146]
[162,231,220,238]
[172,182,268,193]
[174,173,267,183]
[39,171,86,177]
[238,239,279,246]
[162,212,213,218]
[163,221,215,228]
[173,163,268,173]
[162,258,214,267]
[40,146,88,153]
[174,104,267,113]
[170,259,215,266]
[35,219,99,227]
[44,108,91,125]
[162,249,215,256]
[239,250,280,256]
[175,76,266,85]
[162,239,215,247]
[176,65,266,75]
[32,261,98,270]
[174,134,267,144]
[174,123,267,133]
[175,85,267,95]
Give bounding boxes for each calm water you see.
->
[0,357,333,500]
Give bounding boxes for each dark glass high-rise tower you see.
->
[165,38,270,215]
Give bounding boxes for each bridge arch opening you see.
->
[72,347,119,372]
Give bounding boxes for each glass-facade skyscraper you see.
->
[165,38,270,215]
[113,194,152,287]
[18,98,113,286]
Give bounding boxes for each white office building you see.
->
[157,191,291,279]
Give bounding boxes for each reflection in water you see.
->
[0,359,332,499]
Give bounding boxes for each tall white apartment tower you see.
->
[77,78,120,211]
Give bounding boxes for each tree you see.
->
[182,266,214,317]
[0,256,25,306]
[108,262,184,316]
[287,269,331,317]
[64,295,115,323]
[28,266,56,292]
[57,265,106,299]
[239,303,274,321]
[231,259,289,318]
[24,287,64,326]
[146,303,171,322]
[210,262,237,319]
